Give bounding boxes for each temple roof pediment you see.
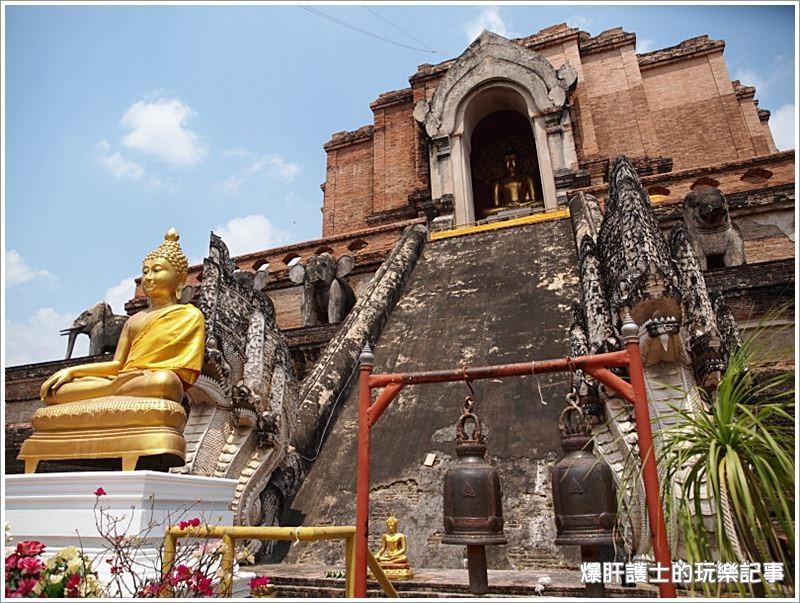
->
[414,31,577,138]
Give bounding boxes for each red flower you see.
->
[178,517,201,530]
[193,574,214,597]
[170,564,192,584]
[17,555,44,576]
[110,565,122,575]
[5,552,20,572]
[250,576,271,589]
[64,574,82,596]
[15,578,39,597]
[15,540,45,557]
[94,487,107,496]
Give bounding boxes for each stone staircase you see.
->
[250,564,658,598]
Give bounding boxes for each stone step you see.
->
[266,574,654,598]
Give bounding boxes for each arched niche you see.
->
[415,31,578,226]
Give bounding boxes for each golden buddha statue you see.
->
[373,515,413,580]
[485,153,540,216]
[19,229,205,473]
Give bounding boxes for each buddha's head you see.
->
[386,515,398,534]
[504,153,518,176]
[142,228,189,303]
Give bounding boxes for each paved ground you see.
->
[249,563,658,597]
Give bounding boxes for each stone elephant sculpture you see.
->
[288,253,356,326]
[61,301,128,359]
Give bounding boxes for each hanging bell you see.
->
[442,400,506,546]
[552,392,620,547]
[442,398,505,595]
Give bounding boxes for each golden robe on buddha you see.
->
[121,304,205,388]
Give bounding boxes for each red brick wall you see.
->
[322,135,374,237]
[641,52,755,170]
[371,93,422,217]
[576,45,655,160]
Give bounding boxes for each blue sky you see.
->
[3,2,796,365]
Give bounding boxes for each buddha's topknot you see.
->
[144,228,188,275]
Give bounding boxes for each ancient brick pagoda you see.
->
[6,22,795,581]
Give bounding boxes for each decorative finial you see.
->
[144,227,189,275]
[620,312,639,341]
[359,343,374,366]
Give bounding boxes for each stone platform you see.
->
[249,563,658,598]
[5,471,237,590]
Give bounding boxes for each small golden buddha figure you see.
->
[374,515,413,580]
[486,153,540,216]
[19,229,205,473]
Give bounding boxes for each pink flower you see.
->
[65,574,82,597]
[178,517,201,530]
[15,578,39,597]
[193,574,214,597]
[170,564,192,584]
[250,576,271,589]
[15,540,45,557]
[6,552,20,572]
[94,487,107,496]
[17,555,44,576]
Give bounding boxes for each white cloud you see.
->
[121,98,206,166]
[565,15,597,31]
[732,67,768,96]
[464,7,517,42]
[6,308,88,366]
[216,150,300,193]
[95,140,145,180]
[770,104,796,151]
[213,215,292,257]
[6,250,55,286]
[105,275,138,315]
[637,38,656,53]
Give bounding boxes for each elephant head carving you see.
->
[61,301,129,359]
[288,253,356,326]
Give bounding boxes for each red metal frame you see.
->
[354,333,677,598]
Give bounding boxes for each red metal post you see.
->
[622,315,677,599]
[354,345,374,598]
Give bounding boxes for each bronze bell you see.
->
[443,398,505,595]
[552,394,620,547]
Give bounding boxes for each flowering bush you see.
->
[4,541,100,598]
[135,564,214,598]
[250,575,275,597]
[5,540,47,598]
[39,547,102,598]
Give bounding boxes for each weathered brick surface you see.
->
[319,25,785,237]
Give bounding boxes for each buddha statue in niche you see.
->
[374,515,413,580]
[20,229,205,473]
[486,152,540,216]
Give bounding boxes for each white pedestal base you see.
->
[5,471,238,594]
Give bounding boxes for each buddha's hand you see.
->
[40,368,76,400]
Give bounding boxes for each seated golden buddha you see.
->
[484,152,541,217]
[373,515,413,580]
[18,229,205,473]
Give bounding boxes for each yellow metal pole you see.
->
[366,550,399,598]
[344,536,355,598]
[162,532,178,597]
[221,533,236,598]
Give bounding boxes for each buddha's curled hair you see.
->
[144,228,189,275]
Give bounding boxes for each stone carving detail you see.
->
[62,302,128,359]
[568,156,742,559]
[176,233,303,555]
[416,31,576,139]
[682,188,746,270]
[289,253,356,326]
[174,226,428,559]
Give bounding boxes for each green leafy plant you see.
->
[659,335,795,596]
